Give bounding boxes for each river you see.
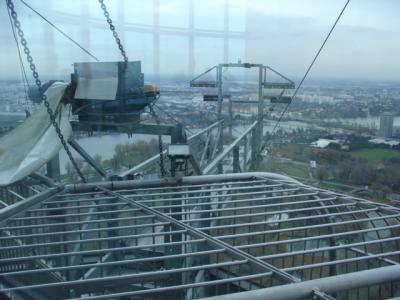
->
[60,116,399,174]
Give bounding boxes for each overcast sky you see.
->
[1,0,399,81]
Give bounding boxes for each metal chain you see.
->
[149,105,166,177]
[6,0,86,183]
[98,0,128,63]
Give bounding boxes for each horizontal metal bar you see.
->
[5,219,171,238]
[3,207,383,251]
[69,271,274,300]
[98,186,298,284]
[225,218,397,249]
[135,186,301,207]
[0,248,226,277]
[0,238,206,263]
[148,191,323,213]
[60,178,271,199]
[292,181,400,214]
[1,260,248,291]
[64,172,301,194]
[283,250,400,272]
[48,183,276,206]
[49,183,286,206]
[0,225,187,242]
[0,227,186,250]
[117,182,284,201]
[181,202,357,223]
[29,201,127,213]
[165,196,340,217]
[348,246,399,265]
[216,213,400,241]
[197,207,375,232]
[118,181,281,200]
[201,265,400,300]
[150,196,323,219]
[56,180,276,203]
[10,206,143,222]
[1,214,160,231]
[258,235,400,261]
[220,63,263,68]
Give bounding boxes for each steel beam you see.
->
[68,138,106,177]
[98,186,298,284]
[119,120,222,177]
[201,265,400,300]
[203,121,257,174]
[0,186,64,225]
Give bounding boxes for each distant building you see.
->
[310,160,317,169]
[310,138,341,149]
[368,138,400,148]
[379,112,394,138]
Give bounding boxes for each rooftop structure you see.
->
[1,172,400,299]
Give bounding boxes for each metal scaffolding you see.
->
[1,172,400,299]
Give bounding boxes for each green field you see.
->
[351,149,400,163]
[277,163,308,178]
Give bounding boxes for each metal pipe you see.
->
[29,201,127,212]
[0,239,206,263]
[156,194,334,214]
[200,265,400,300]
[1,260,248,291]
[98,186,298,283]
[1,248,225,276]
[11,206,144,221]
[65,172,302,193]
[7,203,366,249]
[58,181,282,204]
[70,271,274,300]
[283,250,400,272]
[1,214,159,231]
[180,202,357,222]
[0,225,186,241]
[257,235,400,261]
[203,122,258,174]
[68,138,107,177]
[0,186,63,224]
[216,212,400,241]
[196,207,374,232]
[59,178,271,199]
[158,195,337,217]
[187,120,223,141]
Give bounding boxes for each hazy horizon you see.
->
[1,0,400,82]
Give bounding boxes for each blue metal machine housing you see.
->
[70,61,158,125]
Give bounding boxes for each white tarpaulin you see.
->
[0,82,71,186]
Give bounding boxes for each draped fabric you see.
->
[0,82,71,186]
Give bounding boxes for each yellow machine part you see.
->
[144,84,160,98]
[144,84,158,93]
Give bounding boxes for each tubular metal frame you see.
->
[1,172,400,300]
